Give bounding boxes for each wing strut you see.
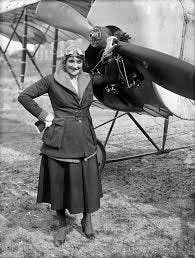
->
[127,113,160,151]
[0,7,25,89]
[0,45,21,88]
[52,28,58,74]
[0,6,45,90]
[162,118,169,151]
[103,111,119,148]
[12,26,44,80]
[94,111,173,164]
[4,8,25,54]
[95,112,194,164]
[20,8,28,89]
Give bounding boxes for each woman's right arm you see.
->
[18,75,51,121]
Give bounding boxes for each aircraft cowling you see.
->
[92,77,168,114]
[86,37,194,118]
[85,45,170,117]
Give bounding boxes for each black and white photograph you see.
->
[0,0,195,257]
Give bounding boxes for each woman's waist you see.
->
[54,109,91,119]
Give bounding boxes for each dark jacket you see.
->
[18,62,118,159]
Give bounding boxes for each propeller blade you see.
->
[36,0,111,48]
[36,0,93,39]
[118,42,195,100]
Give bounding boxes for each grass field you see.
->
[0,73,195,257]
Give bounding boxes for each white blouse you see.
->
[70,76,79,94]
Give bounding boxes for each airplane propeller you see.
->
[36,0,93,40]
[36,0,195,100]
[118,42,195,100]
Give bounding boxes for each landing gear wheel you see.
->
[96,139,106,175]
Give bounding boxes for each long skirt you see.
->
[37,154,103,214]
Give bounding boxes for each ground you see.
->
[0,77,195,257]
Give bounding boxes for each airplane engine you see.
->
[85,26,169,116]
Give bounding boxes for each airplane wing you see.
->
[0,0,92,44]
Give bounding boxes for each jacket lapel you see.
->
[54,62,91,102]
[78,72,91,102]
[54,65,77,95]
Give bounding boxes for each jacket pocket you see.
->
[42,119,65,148]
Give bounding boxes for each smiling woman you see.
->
[17,40,119,241]
[65,56,83,77]
[62,45,85,79]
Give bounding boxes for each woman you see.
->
[18,41,118,239]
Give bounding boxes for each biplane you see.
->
[0,0,195,170]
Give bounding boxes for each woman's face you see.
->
[64,56,83,77]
